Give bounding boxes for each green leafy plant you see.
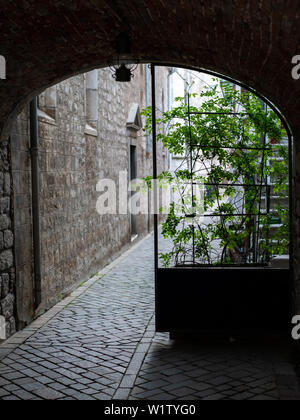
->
[142,82,289,267]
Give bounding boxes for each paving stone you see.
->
[35,376,54,385]
[138,379,169,391]
[21,382,44,392]
[204,393,226,400]
[2,395,21,400]
[34,387,65,400]
[48,382,68,392]
[250,395,277,400]
[4,383,20,392]
[119,375,136,388]
[93,391,114,400]
[81,387,99,395]
[196,388,220,399]
[77,378,93,385]
[150,392,176,400]
[0,234,300,401]
[170,387,197,398]
[133,388,164,399]
[56,377,74,386]
[3,371,25,380]
[113,388,132,400]
[0,377,9,386]
[13,389,35,400]
[0,388,10,397]
[209,376,232,386]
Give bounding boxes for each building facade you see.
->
[2,65,169,335]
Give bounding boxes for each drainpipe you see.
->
[145,64,151,154]
[145,65,151,232]
[30,97,42,308]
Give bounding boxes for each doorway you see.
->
[130,144,138,240]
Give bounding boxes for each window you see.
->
[85,70,98,136]
[38,85,57,122]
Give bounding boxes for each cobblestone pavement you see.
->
[0,234,300,400]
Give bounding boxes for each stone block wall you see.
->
[10,65,169,329]
[10,108,34,330]
[0,140,16,338]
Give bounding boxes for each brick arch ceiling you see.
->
[1,0,300,137]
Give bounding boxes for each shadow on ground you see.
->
[131,334,300,400]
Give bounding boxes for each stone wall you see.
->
[11,65,169,329]
[0,140,16,338]
[10,108,34,329]
[2,1,300,135]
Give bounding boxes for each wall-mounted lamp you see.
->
[110,32,137,82]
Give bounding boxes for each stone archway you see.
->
[1,1,300,333]
[0,1,300,134]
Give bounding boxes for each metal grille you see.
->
[165,99,289,267]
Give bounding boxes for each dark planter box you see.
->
[156,267,291,336]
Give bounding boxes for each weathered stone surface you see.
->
[0,215,10,231]
[3,230,13,249]
[0,140,15,339]
[8,316,16,336]
[0,173,3,195]
[0,274,9,298]
[9,268,15,291]
[0,232,4,251]
[4,174,11,196]
[1,293,14,319]
[0,250,13,272]
[0,197,10,214]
